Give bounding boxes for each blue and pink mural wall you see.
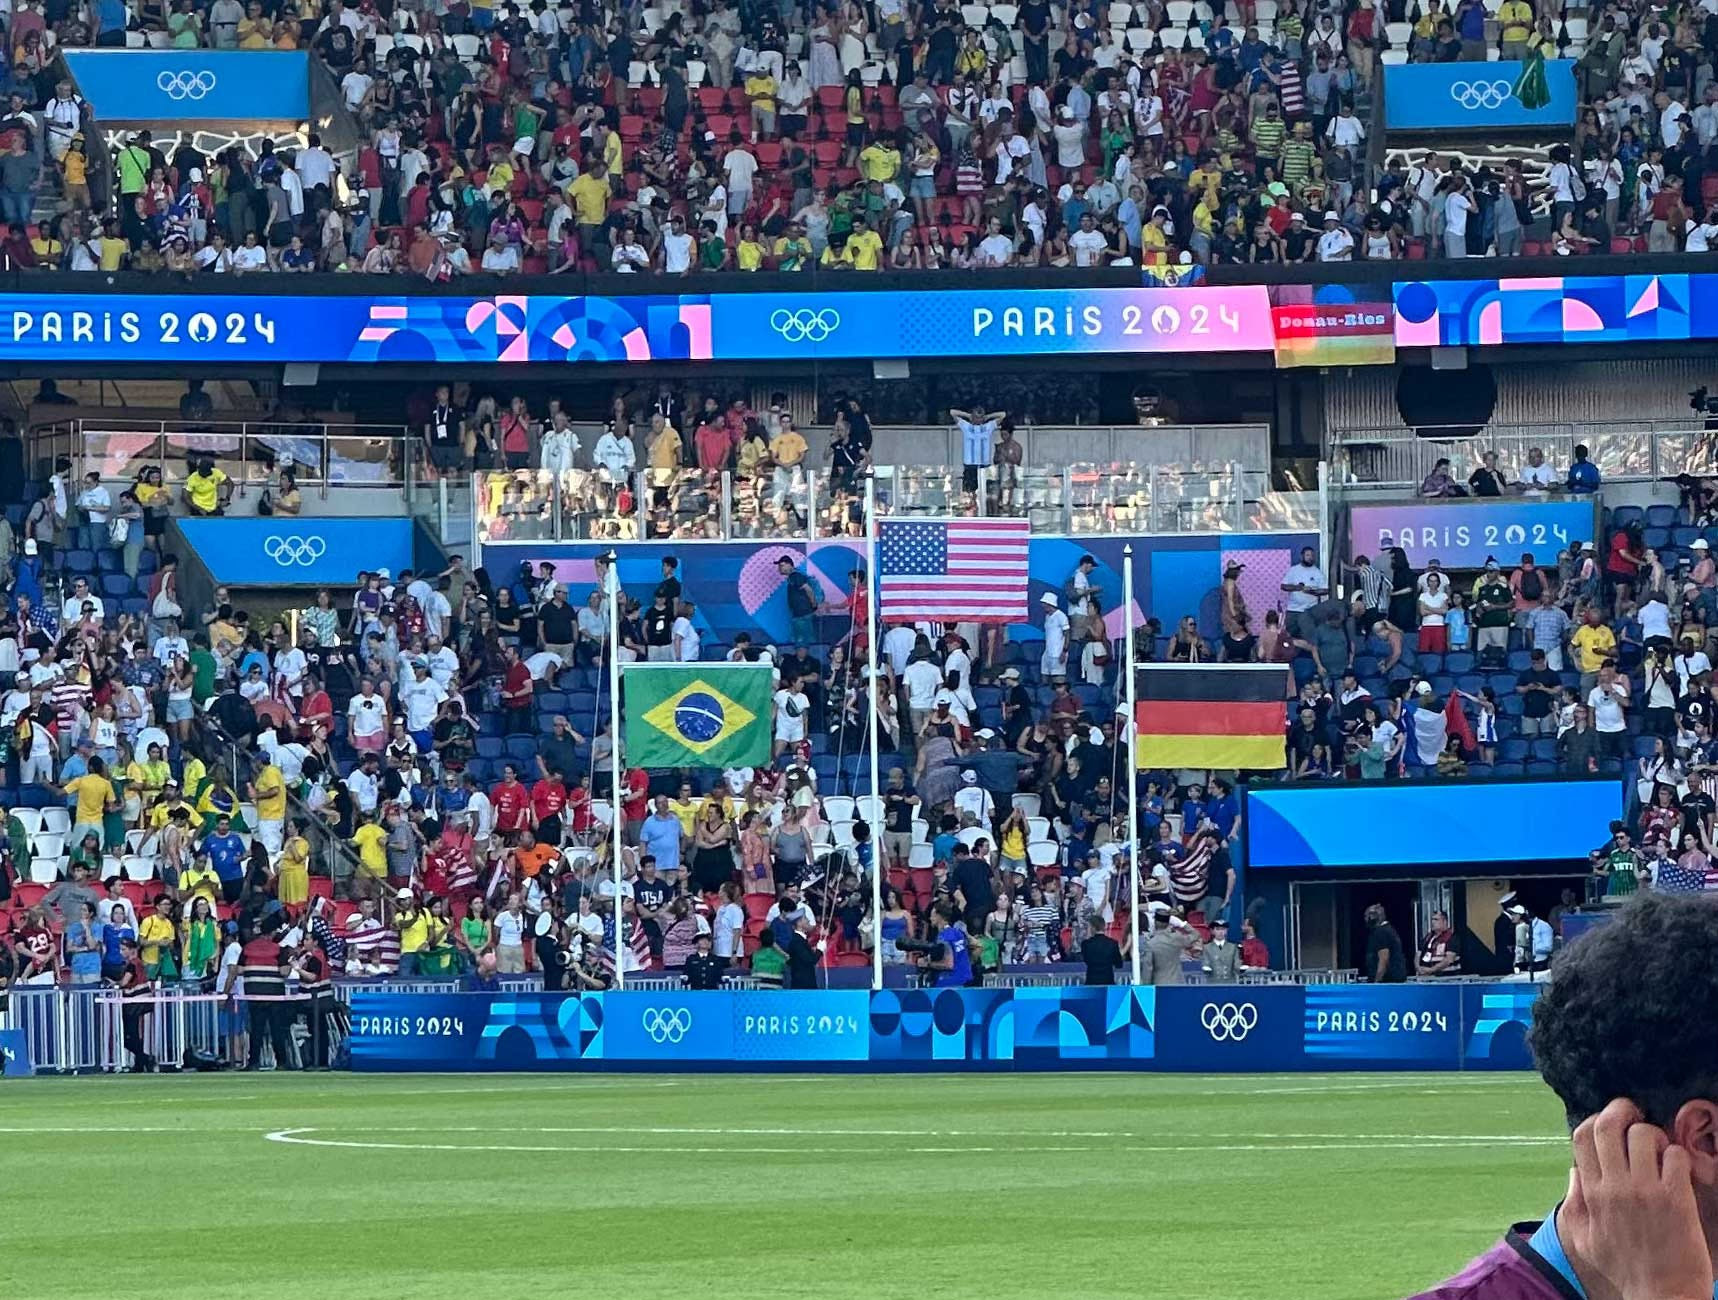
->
[481,532,1317,649]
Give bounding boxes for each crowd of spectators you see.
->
[7,0,1715,273]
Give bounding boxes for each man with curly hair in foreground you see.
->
[1408,893,1718,1300]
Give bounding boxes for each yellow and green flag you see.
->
[625,663,774,768]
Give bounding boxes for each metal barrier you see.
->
[2,985,123,1072]
[1240,968,1359,985]
[1329,421,1718,490]
[473,463,1321,546]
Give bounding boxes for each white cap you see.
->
[1695,539,1710,550]
[1039,592,1058,607]
[975,728,995,740]
[377,567,391,578]
[1323,210,1339,221]
[23,539,36,554]
[961,769,978,783]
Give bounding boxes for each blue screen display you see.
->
[1245,781,1622,869]
[1383,60,1577,131]
[62,51,309,121]
[176,517,416,587]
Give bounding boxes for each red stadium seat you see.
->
[743,894,774,920]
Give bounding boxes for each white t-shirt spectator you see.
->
[903,659,943,710]
[1444,190,1471,239]
[612,239,649,272]
[495,908,527,948]
[480,244,520,273]
[1283,562,1327,612]
[1588,680,1628,733]
[978,232,1014,265]
[232,243,269,272]
[1640,598,1673,642]
[348,692,388,739]
[1317,225,1355,262]
[1070,227,1108,266]
[341,69,373,111]
[661,229,695,273]
[672,615,701,662]
[773,687,809,740]
[723,147,759,194]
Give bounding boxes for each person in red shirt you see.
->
[491,763,532,840]
[298,674,334,739]
[564,773,593,839]
[500,644,535,735]
[694,418,732,473]
[12,906,58,984]
[531,769,569,846]
[621,767,650,841]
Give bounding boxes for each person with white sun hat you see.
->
[1039,591,1070,683]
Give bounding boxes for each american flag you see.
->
[878,518,1031,623]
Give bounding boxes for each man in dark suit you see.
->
[785,915,822,989]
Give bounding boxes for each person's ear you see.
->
[1673,1100,1718,1184]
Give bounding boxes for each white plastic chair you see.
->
[1166,0,1195,21]
[956,826,989,851]
[590,800,615,828]
[830,822,858,850]
[10,809,42,837]
[1109,0,1135,24]
[1011,793,1041,819]
[28,858,60,885]
[452,33,482,59]
[1159,26,1189,49]
[853,796,884,827]
[1027,841,1061,871]
[907,844,935,869]
[809,822,833,848]
[823,796,856,824]
[32,832,64,862]
[990,2,1018,24]
[122,855,157,881]
[1026,816,1053,844]
[40,807,70,836]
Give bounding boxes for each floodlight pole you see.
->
[1124,544,1142,987]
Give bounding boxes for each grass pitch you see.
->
[0,1071,1568,1299]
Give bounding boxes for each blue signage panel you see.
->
[176,517,416,587]
[349,986,1539,1073]
[1246,781,1623,870]
[1396,274,1706,348]
[1346,498,1596,569]
[1384,60,1576,131]
[1303,984,1463,1065]
[0,287,1273,364]
[0,1028,32,1077]
[62,51,309,121]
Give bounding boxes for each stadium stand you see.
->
[0,0,1708,271]
[0,375,1704,1079]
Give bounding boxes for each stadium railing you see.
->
[472,464,1323,548]
[1329,421,1718,490]
[32,417,417,495]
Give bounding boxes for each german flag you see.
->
[1135,664,1291,771]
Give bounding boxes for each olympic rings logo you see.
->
[157,70,218,101]
[642,1007,692,1044]
[262,535,328,567]
[769,308,841,343]
[1449,79,1511,111]
[1200,1001,1260,1042]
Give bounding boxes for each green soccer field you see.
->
[0,1071,1569,1299]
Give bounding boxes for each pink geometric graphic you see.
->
[1628,278,1660,317]
[1477,300,1503,346]
[1560,298,1604,333]
[679,304,714,358]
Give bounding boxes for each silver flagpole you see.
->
[864,471,884,994]
[606,552,625,991]
[1123,544,1142,987]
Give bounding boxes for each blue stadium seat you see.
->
[1444,652,1475,674]
[1487,672,1518,695]
[62,549,94,572]
[1454,674,1486,695]
[1466,763,1493,778]
[1352,655,1379,679]
[1416,653,1443,675]
[100,574,130,599]
[537,691,568,714]
[1429,674,1454,696]
[1646,504,1679,529]
[474,737,504,759]
[1506,650,1533,672]
[1498,693,1524,717]
[504,737,538,763]
[137,549,159,573]
[1529,738,1558,760]
[96,549,122,573]
[1633,734,1658,757]
[1492,762,1526,776]
[1525,760,1557,776]
[120,597,147,617]
[1644,527,1671,551]
[1673,525,1702,549]
[1609,505,1645,531]
[1498,738,1529,762]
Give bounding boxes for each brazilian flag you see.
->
[625,664,774,768]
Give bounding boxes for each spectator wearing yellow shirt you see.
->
[1496,0,1532,57]
[1570,606,1617,693]
[351,811,389,889]
[768,419,809,504]
[179,856,221,910]
[745,71,778,139]
[61,756,117,853]
[278,820,312,907]
[1140,206,1170,261]
[858,139,902,183]
[237,1,270,46]
[182,457,230,517]
[249,761,288,855]
[395,893,443,976]
[735,224,767,270]
[842,216,884,270]
[568,160,611,263]
[138,895,179,978]
[645,414,682,486]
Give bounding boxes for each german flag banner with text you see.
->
[624,663,774,768]
[1135,664,1291,771]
